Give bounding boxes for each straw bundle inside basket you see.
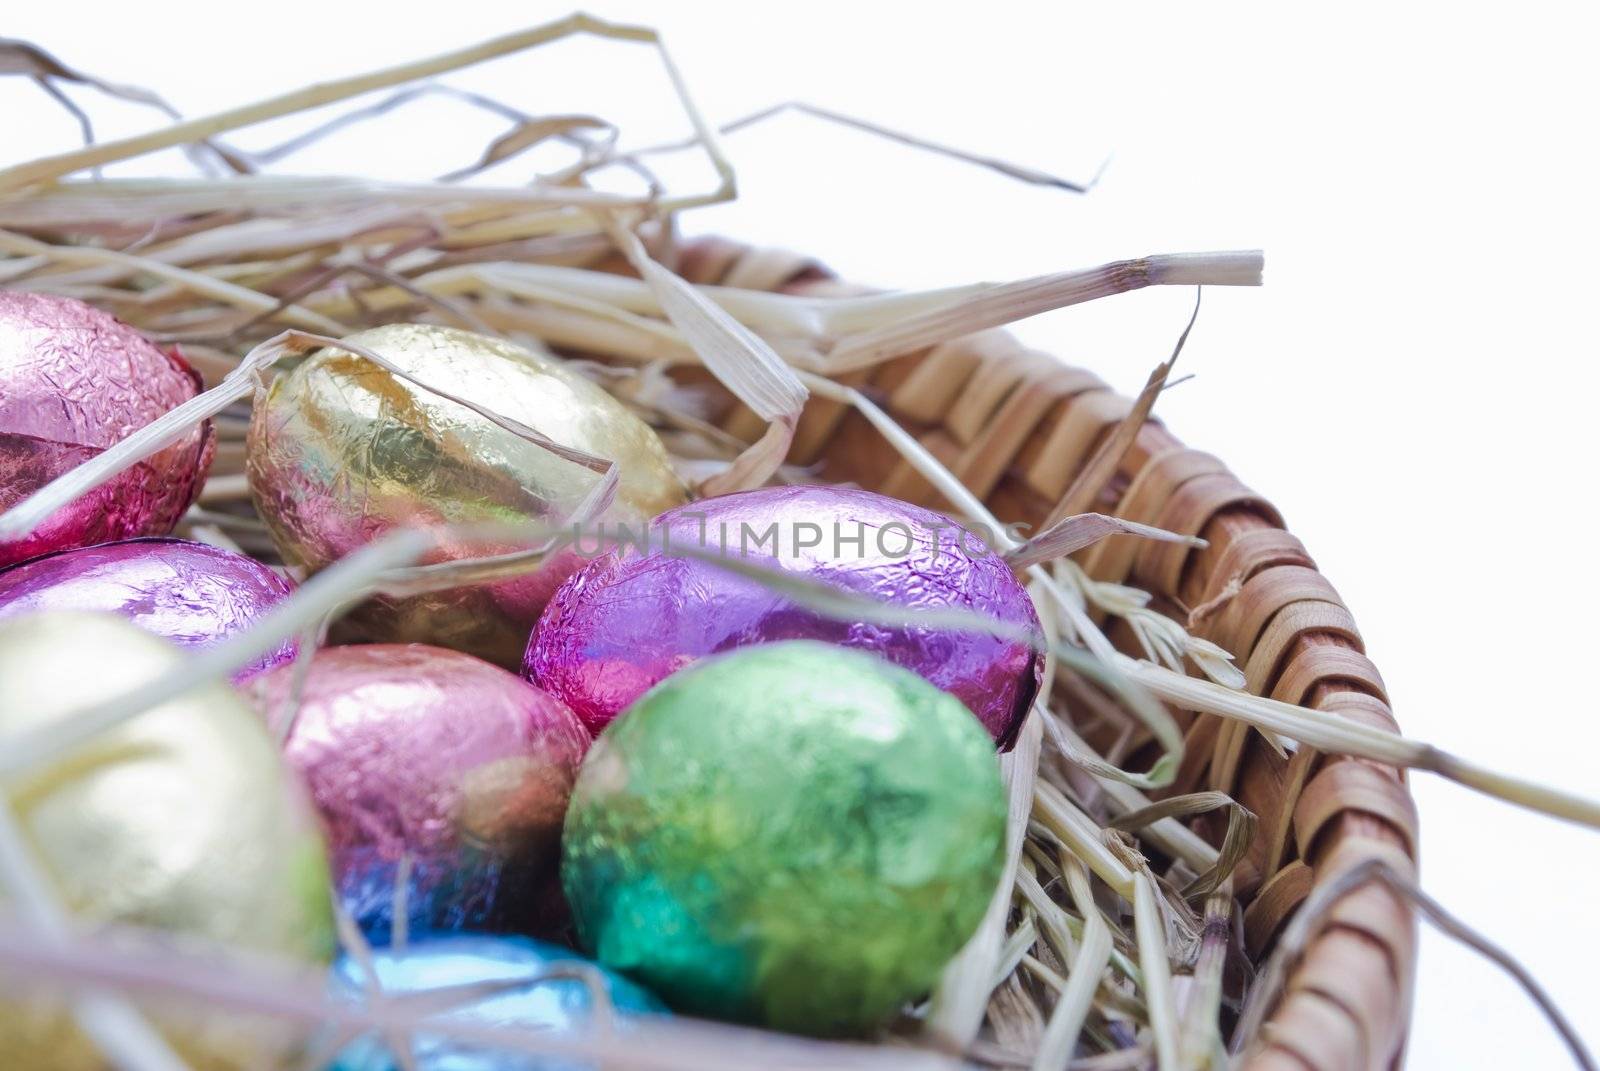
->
[2,16,1596,1071]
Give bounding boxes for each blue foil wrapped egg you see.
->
[329,935,666,1071]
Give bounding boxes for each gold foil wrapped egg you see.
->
[246,324,688,667]
[0,612,335,1070]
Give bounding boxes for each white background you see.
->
[5,3,1597,1066]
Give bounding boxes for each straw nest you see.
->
[1,16,1596,1071]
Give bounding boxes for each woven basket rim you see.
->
[670,234,1421,1071]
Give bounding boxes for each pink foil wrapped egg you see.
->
[526,486,1044,747]
[246,644,590,941]
[0,292,215,566]
[0,537,297,681]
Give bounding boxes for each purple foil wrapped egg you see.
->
[0,292,215,567]
[527,486,1045,747]
[0,537,297,680]
[246,644,590,941]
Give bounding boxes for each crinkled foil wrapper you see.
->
[529,485,1044,745]
[0,292,214,568]
[246,323,687,668]
[0,612,334,1070]
[326,935,665,1071]
[561,641,1006,1036]
[0,537,296,681]
[247,645,590,942]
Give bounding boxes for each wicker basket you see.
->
[0,229,1422,1070]
[662,236,1420,1071]
[0,27,1430,1063]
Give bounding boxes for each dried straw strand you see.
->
[629,99,1108,193]
[0,921,960,1071]
[1233,860,1596,1071]
[0,14,733,213]
[1045,291,1195,528]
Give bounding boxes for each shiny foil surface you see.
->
[0,292,214,567]
[328,935,665,1071]
[528,485,1044,745]
[0,537,297,680]
[247,645,591,941]
[0,612,335,1070]
[562,641,1006,1036]
[246,323,688,667]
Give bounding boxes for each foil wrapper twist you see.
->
[327,935,665,1071]
[0,611,334,1070]
[246,323,687,668]
[247,644,591,942]
[561,641,1007,1036]
[528,485,1044,745]
[0,292,214,567]
[0,537,297,680]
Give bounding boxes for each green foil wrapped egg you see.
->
[0,612,335,1070]
[561,641,1006,1036]
[247,323,688,668]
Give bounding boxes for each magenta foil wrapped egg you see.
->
[0,537,297,680]
[527,486,1044,747]
[0,292,215,567]
[246,644,590,941]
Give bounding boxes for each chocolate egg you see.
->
[247,645,590,941]
[328,935,665,1071]
[0,292,214,567]
[246,323,688,667]
[0,611,334,1069]
[562,641,1006,1036]
[0,537,296,680]
[528,485,1043,746]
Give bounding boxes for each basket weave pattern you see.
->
[673,237,1420,1071]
